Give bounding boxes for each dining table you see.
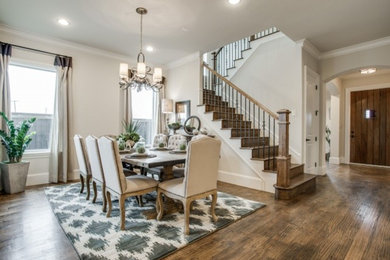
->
[121,150,186,180]
[120,149,187,219]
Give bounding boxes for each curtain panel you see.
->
[0,43,12,190]
[49,56,72,183]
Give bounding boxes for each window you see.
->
[131,88,156,145]
[9,64,56,152]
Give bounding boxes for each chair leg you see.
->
[211,192,218,222]
[184,199,191,235]
[86,175,91,200]
[102,183,107,213]
[79,174,84,194]
[106,191,112,218]
[92,181,97,203]
[119,195,126,230]
[138,196,143,207]
[156,189,164,220]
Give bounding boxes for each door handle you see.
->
[306,138,311,141]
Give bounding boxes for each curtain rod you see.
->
[1,41,71,59]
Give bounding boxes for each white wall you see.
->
[230,35,303,161]
[165,54,268,191]
[0,26,131,186]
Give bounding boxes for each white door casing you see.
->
[303,66,320,174]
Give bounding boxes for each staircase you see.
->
[200,62,316,200]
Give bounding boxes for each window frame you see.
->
[8,60,57,154]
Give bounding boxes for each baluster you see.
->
[262,110,266,169]
[268,114,271,170]
[273,117,276,170]
[258,106,260,149]
[253,102,255,139]
[248,100,251,138]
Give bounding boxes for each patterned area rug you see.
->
[45,183,265,260]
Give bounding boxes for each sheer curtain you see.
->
[123,88,132,125]
[49,56,72,183]
[153,86,165,136]
[0,43,12,190]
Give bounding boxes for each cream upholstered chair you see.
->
[73,135,92,200]
[167,134,187,150]
[97,136,158,230]
[85,135,107,212]
[156,136,221,235]
[152,134,168,148]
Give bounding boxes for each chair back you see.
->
[184,136,221,197]
[73,135,90,176]
[97,136,127,194]
[85,135,105,183]
[153,134,168,148]
[168,134,187,150]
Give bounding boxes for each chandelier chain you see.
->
[140,12,143,53]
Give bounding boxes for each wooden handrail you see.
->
[202,62,279,120]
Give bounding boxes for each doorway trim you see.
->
[344,83,390,164]
[303,65,322,174]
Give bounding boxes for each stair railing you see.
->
[211,27,279,77]
[201,62,291,185]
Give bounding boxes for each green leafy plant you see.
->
[118,120,140,144]
[325,126,331,146]
[0,112,36,163]
[168,122,182,130]
[179,144,187,151]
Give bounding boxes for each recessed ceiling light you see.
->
[360,68,376,75]
[146,46,154,52]
[58,18,70,26]
[228,0,241,5]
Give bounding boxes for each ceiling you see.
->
[0,0,389,64]
[339,68,390,80]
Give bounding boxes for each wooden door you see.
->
[350,88,390,166]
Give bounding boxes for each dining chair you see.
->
[73,135,92,200]
[167,134,187,150]
[97,136,158,230]
[85,135,107,212]
[156,136,221,235]
[152,134,168,148]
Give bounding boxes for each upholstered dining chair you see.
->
[156,136,221,235]
[85,135,107,212]
[152,134,168,148]
[167,134,187,150]
[73,135,92,200]
[97,136,158,230]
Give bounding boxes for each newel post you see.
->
[276,109,291,188]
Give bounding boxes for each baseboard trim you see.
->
[329,157,341,165]
[218,170,265,192]
[26,172,49,186]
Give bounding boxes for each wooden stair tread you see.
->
[258,163,302,174]
[240,145,277,150]
[275,173,316,190]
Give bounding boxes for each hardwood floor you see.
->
[1,164,390,259]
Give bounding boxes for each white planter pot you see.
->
[0,161,30,194]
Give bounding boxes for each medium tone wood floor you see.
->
[1,164,390,259]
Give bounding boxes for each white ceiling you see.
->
[0,0,389,64]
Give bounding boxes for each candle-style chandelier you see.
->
[119,7,163,92]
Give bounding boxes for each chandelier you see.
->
[119,7,163,92]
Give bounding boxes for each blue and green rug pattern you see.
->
[45,183,264,260]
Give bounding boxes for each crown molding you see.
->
[320,36,390,60]
[166,52,200,70]
[297,39,321,59]
[0,24,134,62]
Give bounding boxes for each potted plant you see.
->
[325,126,331,161]
[0,112,36,194]
[168,122,182,134]
[118,120,140,150]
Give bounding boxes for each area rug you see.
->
[45,183,265,260]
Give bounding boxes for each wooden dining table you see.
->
[121,149,187,219]
[121,150,186,180]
